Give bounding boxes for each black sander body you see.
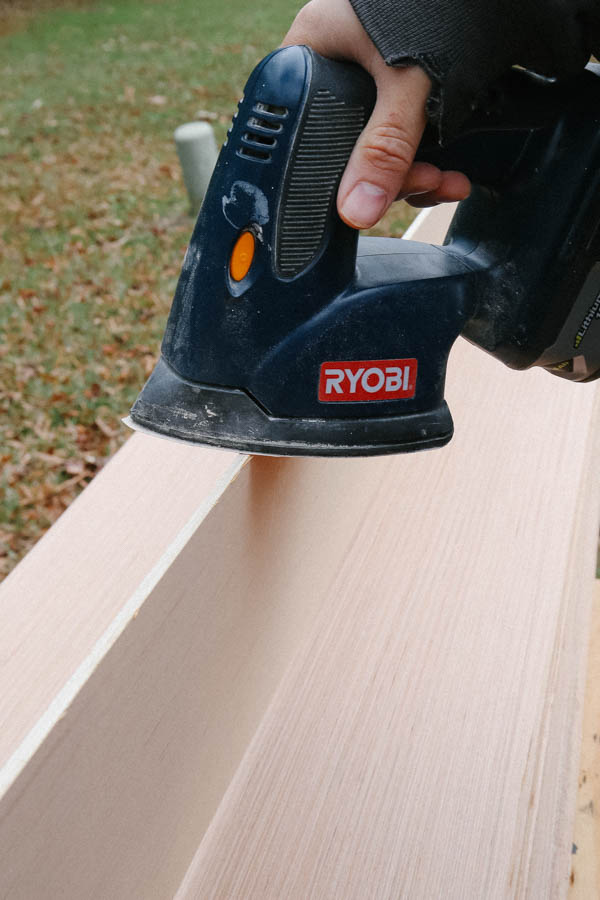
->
[127,46,600,456]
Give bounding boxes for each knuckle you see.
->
[362,122,414,175]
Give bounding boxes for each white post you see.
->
[174,121,218,214]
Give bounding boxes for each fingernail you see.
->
[340,182,388,228]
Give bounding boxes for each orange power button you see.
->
[230,230,255,282]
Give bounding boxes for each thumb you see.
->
[338,63,435,229]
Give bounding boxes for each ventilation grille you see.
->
[276,89,366,278]
[237,101,288,163]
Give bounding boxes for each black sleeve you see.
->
[348,0,600,140]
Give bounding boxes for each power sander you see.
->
[126,45,600,456]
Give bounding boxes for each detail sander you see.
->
[127,45,600,456]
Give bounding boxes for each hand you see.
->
[282,0,471,229]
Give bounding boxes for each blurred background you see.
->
[0,0,417,581]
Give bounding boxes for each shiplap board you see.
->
[0,434,245,781]
[175,366,600,900]
[1,452,415,897]
[571,579,600,897]
[175,211,600,898]
[0,203,598,899]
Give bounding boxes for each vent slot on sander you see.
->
[238,102,288,163]
[276,88,366,279]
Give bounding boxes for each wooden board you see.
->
[571,579,600,896]
[0,203,598,899]
[174,205,600,899]
[174,353,600,900]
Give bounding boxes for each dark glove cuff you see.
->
[349,0,596,141]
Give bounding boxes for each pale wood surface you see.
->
[175,357,600,899]
[0,435,252,897]
[0,203,598,899]
[571,579,600,897]
[175,204,600,898]
[3,450,461,898]
[0,433,244,779]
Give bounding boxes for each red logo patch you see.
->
[318,358,418,402]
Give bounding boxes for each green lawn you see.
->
[0,0,415,579]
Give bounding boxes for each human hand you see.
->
[282,0,471,229]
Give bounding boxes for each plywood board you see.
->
[1,453,409,897]
[0,203,598,899]
[174,212,600,896]
[571,579,600,897]
[0,434,245,783]
[176,373,600,899]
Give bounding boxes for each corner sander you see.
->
[127,46,600,456]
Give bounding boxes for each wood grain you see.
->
[176,387,600,897]
[175,212,600,897]
[0,203,598,898]
[0,433,245,780]
[571,579,600,897]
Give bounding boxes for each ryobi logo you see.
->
[318,358,417,402]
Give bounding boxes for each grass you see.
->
[0,0,416,580]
